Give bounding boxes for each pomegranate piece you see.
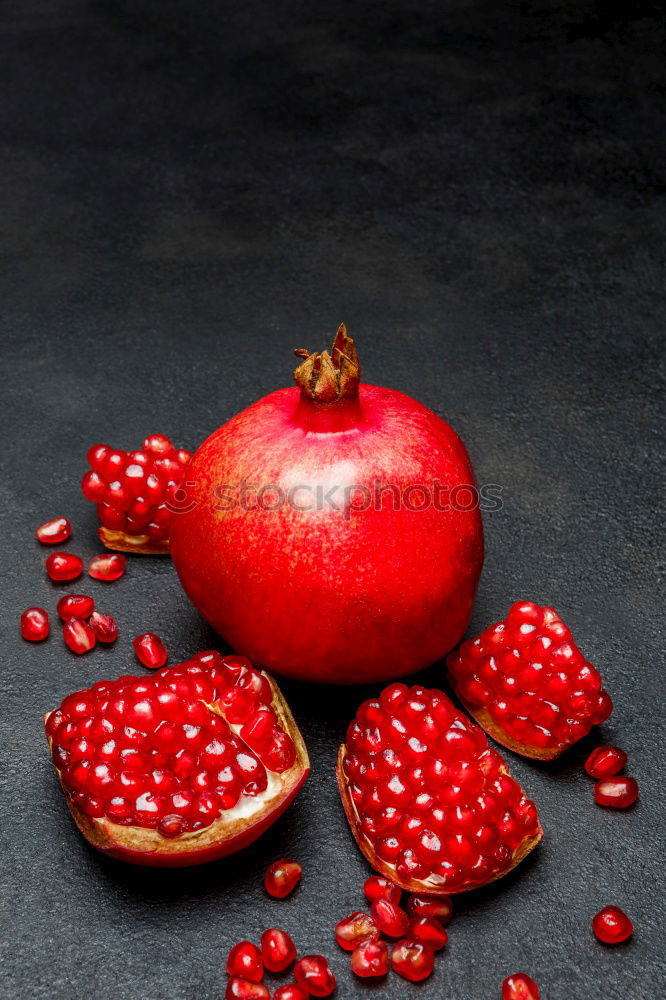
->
[337,683,542,893]
[133,632,168,669]
[89,612,119,643]
[406,893,454,924]
[225,979,269,1000]
[594,777,638,809]
[82,435,191,555]
[63,618,96,654]
[273,987,309,1000]
[265,859,302,898]
[46,551,83,582]
[409,915,448,950]
[57,594,95,621]
[370,898,410,937]
[447,601,613,759]
[585,746,627,779]
[44,652,309,866]
[363,875,401,905]
[36,516,71,545]
[293,955,336,997]
[261,928,297,972]
[21,607,50,642]
[334,911,378,951]
[89,553,126,582]
[592,905,633,944]
[227,941,263,982]
[390,938,434,982]
[502,972,541,999]
[350,938,388,978]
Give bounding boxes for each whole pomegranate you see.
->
[171,326,483,683]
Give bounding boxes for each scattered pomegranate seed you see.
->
[261,928,297,973]
[350,939,389,978]
[406,894,454,924]
[36,516,71,545]
[409,915,448,950]
[133,632,168,669]
[594,776,639,809]
[63,618,96,654]
[370,898,410,937]
[225,979,269,1000]
[88,553,126,581]
[20,607,49,641]
[334,911,379,951]
[46,551,84,582]
[89,611,118,643]
[502,972,541,999]
[363,875,402,906]
[592,905,634,944]
[390,938,435,982]
[226,941,263,982]
[585,746,628,779]
[57,594,95,621]
[293,955,336,997]
[265,859,302,898]
[273,987,309,1000]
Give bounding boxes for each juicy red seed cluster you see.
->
[448,601,612,750]
[344,683,540,891]
[82,435,191,542]
[46,653,296,834]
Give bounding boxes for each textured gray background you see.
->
[0,1,664,998]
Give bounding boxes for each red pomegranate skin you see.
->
[171,338,483,684]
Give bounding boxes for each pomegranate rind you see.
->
[45,673,310,867]
[336,744,543,894]
[98,526,170,555]
[448,693,564,761]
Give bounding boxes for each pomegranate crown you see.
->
[293,323,361,402]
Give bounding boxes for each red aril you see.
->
[225,980,269,1000]
[264,859,302,898]
[89,612,119,643]
[406,894,454,924]
[592,905,633,944]
[390,938,434,982]
[46,552,83,582]
[447,601,613,759]
[57,594,95,621]
[89,553,126,581]
[170,325,483,684]
[293,955,336,997]
[409,915,448,950]
[363,875,401,906]
[273,986,309,1000]
[63,618,96,654]
[44,652,309,866]
[334,912,378,951]
[585,746,627,779]
[370,898,409,937]
[502,972,540,999]
[338,683,542,894]
[594,777,638,809]
[21,607,50,641]
[133,632,167,669]
[261,928,297,972]
[350,939,389,978]
[36,517,71,545]
[227,941,263,982]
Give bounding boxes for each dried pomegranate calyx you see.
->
[293,323,360,403]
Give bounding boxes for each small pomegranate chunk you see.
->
[350,939,389,979]
[363,875,401,905]
[63,618,96,654]
[390,938,434,982]
[409,915,448,950]
[594,777,638,809]
[406,893,454,924]
[46,551,83,582]
[57,594,95,621]
[36,516,71,545]
[448,601,613,759]
[89,612,118,643]
[225,979,269,1000]
[370,898,409,937]
[133,632,167,669]
[293,955,336,997]
[89,553,126,581]
[273,987,308,1000]
[585,746,627,779]
[334,911,378,950]
[20,607,49,641]
[227,941,263,982]
[592,905,633,944]
[265,859,302,898]
[502,972,541,999]
[261,928,297,972]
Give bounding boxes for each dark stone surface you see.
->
[1,1,663,997]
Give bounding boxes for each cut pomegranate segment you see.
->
[89,612,119,643]
[264,859,302,898]
[334,912,378,951]
[225,979,269,1000]
[594,777,638,809]
[82,435,191,554]
[405,893,454,924]
[584,746,627,779]
[44,652,309,866]
[63,618,96,654]
[57,594,95,621]
[363,875,401,905]
[350,939,389,978]
[261,928,297,972]
[337,683,542,894]
[89,553,126,581]
[21,607,50,641]
[227,941,263,982]
[502,972,541,999]
[592,905,633,944]
[390,938,434,982]
[293,955,336,997]
[36,516,71,545]
[133,632,168,669]
[46,552,83,582]
[447,602,613,760]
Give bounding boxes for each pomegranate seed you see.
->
[273,987,309,1000]
[585,746,627,779]
[370,898,410,937]
[133,632,168,669]
[293,955,336,997]
[592,905,633,944]
[226,941,263,982]
[390,938,434,982]
[20,607,49,641]
[88,553,126,581]
[265,859,302,898]
[363,875,402,906]
[57,594,95,621]
[334,911,378,951]
[350,939,389,978]
[36,516,71,545]
[225,980,269,1000]
[409,915,448,950]
[406,894,454,924]
[594,776,639,809]
[260,928,297,972]
[46,552,83,582]
[63,618,96,655]
[89,612,118,643]
[502,972,541,999]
